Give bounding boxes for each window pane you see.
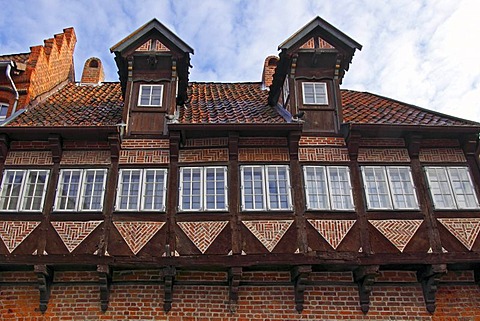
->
[387,167,418,209]
[22,170,49,211]
[304,166,328,209]
[303,83,315,104]
[242,166,264,210]
[205,167,226,210]
[267,166,290,210]
[143,169,166,211]
[328,167,353,210]
[426,167,456,209]
[181,168,202,210]
[57,170,81,210]
[363,167,392,209]
[82,170,106,210]
[447,167,478,209]
[0,170,24,210]
[118,170,141,210]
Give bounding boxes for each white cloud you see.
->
[0,0,478,122]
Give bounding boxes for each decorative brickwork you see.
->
[10,141,49,150]
[239,148,289,162]
[419,148,466,163]
[438,218,480,250]
[299,37,334,49]
[420,139,460,147]
[299,136,346,146]
[184,137,228,147]
[113,221,165,255]
[119,150,169,164]
[177,221,228,253]
[155,40,170,51]
[358,148,410,163]
[61,151,110,165]
[0,221,40,253]
[121,139,169,149]
[179,148,228,163]
[308,219,356,249]
[299,147,350,162]
[51,221,102,253]
[136,39,152,51]
[359,138,405,147]
[242,220,293,252]
[5,151,53,165]
[369,220,423,252]
[63,141,110,150]
[239,137,287,146]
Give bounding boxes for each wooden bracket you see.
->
[108,134,121,161]
[417,264,447,313]
[406,134,422,158]
[291,265,311,313]
[228,267,242,312]
[345,130,361,160]
[163,266,176,313]
[48,134,62,163]
[353,265,379,313]
[34,265,53,313]
[97,265,112,312]
[288,131,302,160]
[228,132,239,161]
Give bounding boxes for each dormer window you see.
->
[302,82,328,105]
[138,84,163,107]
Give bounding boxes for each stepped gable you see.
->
[341,90,479,126]
[7,82,123,127]
[179,82,285,124]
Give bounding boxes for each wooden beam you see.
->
[163,266,176,313]
[353,265,379,313]
[291,265,311,313]
[97,265,112,312]
[417,264,447,313]
[228,267,242,312]
[34,264,53,313]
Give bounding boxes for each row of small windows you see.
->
[0,166,478,212]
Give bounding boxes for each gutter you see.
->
[0,61,19,114]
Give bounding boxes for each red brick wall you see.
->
[1,270,480,320]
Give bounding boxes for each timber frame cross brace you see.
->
[228,267,242,313]
[163,266,176,313]
[34,264,53,313]
[291,265,312,313]
[97,265,112,312]
[417,264,447,313]
[353,265,379,314]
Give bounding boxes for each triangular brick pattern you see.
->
[155,40,169,51]
[136,39,152,51]
[308,219,356,249]
[0,221,40,253]
[177,221,228,254]
[369,220,423,252]
[300,37,334,49]
[113,221,165,255]
[242,220,293,252]
[438,218,480,250]
[51,221,102,253]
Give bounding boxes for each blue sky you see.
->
[0,0,479,122]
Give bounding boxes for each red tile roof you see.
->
[5,82,478,128]
[180,82,285,124]
[0,53,30,64]
[341,90,478,126]
[7,82,123,127]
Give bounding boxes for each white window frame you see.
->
[303,166,354,211]
[0,103,8,121]
[425,166,480,210]
[179,166,228,212]
[361,166,419,210]
[240,165,292,211]
[54,169,107,212]
[302,82,328,105]
[138,84,163,107]
[116,168,167,211]
[0,169,50,212]
[283,77,290,105]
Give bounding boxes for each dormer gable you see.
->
[269,17,362,134]
[110,19,193,136]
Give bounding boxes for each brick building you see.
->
[0,17,480,320]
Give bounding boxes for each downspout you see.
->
[1,61,19,114]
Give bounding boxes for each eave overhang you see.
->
[0,126,119,141]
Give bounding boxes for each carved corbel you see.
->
[228,132,239,161]
[406,134,422,159]
[462,134,478,156]
[97,265,112,312]
[417,264,447,313]
[108,133,121,161]
[288,131,301,161]
[291,265,311,313]
[228,267,242,312]
[48,134,62,163]
[353,265,379,313]
[163,266,176,313]
[34,264,53,313]
[345,130,361,160]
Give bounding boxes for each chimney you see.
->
[81,57,105,84]
[261,56,279,89]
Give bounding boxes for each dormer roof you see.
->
[110,18,193,55]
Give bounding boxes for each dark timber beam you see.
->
[353,265,379,313]
[417,264,447,313]
[98,265,112,312]
[163,266,176,313]
[34,264,53,313]
[228,267,242,312]
[291,265,311,313]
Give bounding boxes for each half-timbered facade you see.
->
[1,17,480,320]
